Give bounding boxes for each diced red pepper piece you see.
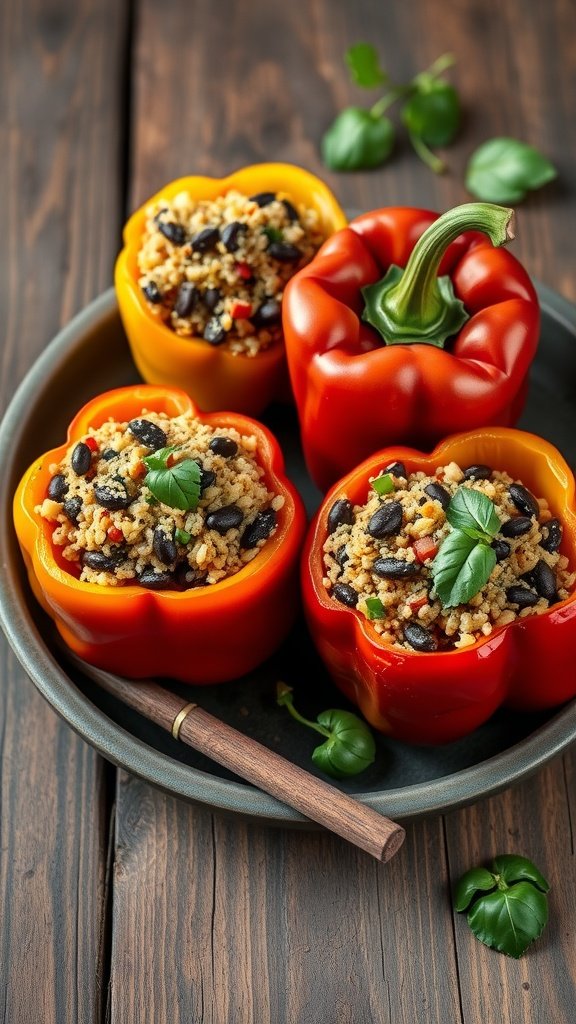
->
[107,525,124,543]
[236,261,253,280]
[84,436,99,453]
[413,536,438,563]
[408,593,429,612]
[230,300,252,320]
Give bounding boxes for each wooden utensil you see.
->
[72,658,405,862]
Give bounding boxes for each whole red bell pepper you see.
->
[302,428,576,745]
[13,385,306,685]
[283,203,540,491]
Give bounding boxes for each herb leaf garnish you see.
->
[465,138,557,204]
[345,42,388,88]
[454,854,550,958]
[143,446,201,512]
[276,682,376,779]
[432,486,501,607]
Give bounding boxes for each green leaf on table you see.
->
[143,447,201,512]
[345,43,388,88]
[322,107,395,171]
[465,137,557,203]
[401,81,460,146]
[432,530,496,607]
[446,487,501,541]
[454,854,550,958]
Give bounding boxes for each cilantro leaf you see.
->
[143,449,201,511]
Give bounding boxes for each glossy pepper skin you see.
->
[302,428,576,745]
[13,385,306,685]
[115,164,347,417]
[283,204,540,491]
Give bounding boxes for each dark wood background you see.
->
[1,0,575,1020]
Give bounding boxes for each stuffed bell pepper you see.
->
[115,164,347,416]
[283,202,540,490]
[14,385,306,684]
[302,428,576,744]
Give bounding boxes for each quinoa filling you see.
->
[37,411,284,588]
[322,460,575,652]
[137,189,325,357]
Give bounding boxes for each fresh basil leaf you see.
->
[465,137,557,204]
[371,472,394,496]
[493,854,550,893]
[345,43,387,89]
[432,531,496,607]
[145,457,201,512]
[322,107,395,171]
[401,81,460,146]
[365,596,386,620]
[454,867,498,912]
[446,487,501,539]
[312,709,376,779]
[466,883,549,959]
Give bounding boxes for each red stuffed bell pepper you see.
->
[302,428,576,745]
[283,203,540,491]
[14,385,306,684]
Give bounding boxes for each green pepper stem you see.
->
[361,202,514,348]
[370,85,411,119]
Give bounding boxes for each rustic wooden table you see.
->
[2,0,575,1020]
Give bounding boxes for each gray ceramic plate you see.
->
[1,285,575,826]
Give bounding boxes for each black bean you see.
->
[332,583,358,608]
[199,466,215,491]
[282,199,299,221]
[267,241,301,263]
[128,418,167,451]
[403,622,438,652]
[191,226,220,253]
[373,557,421,580]
[251,299,281,328]
[531,559,558,602]
[142,281,162,304]
[250,191,277,207]
[541,518,562,553]
[175,563,207,589]
[221,221,247,252]
[209,436,238,458]
[71,441,92,476]
[205,504,244,534]
[509,482,539,519]
[204,287,222,311]
[81,549,125,572]
[93,483,131,511]
[327,498,354,535]
[424,482,451,509]
[385,461,407,479]
[367,500,403,538]
[174,281,198,318]
[158,220,186,245]
[47,473,68,501]
[153,528,177,566]
[137,568,174,590]
[240,509,277,549]
[102,449,118,461]
[203,317,227,345]
[506,585,539,609]
[63,496,83,525]
[335,545,349,568]
[463,464,492,481]
[491,539,511,562]
[501,516,533,538]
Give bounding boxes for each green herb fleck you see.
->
[263,226,284,243]
[365,596,386,620]
[175,528,192,545]
[454,854,550,958]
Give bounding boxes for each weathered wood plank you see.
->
[0,0,128,1020]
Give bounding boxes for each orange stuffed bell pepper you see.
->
[302,428,576,744]
[115,164,347,416]
[14,385,306,684]
[283,202,540,490]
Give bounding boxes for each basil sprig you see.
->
[431,487,501,607]
[466,138,557,204]
[143,446,201,512]
[455,854,550,958]
[276,683,376,779]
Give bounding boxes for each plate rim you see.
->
[1,284,575,824]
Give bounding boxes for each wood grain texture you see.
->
[0,0,127,1020]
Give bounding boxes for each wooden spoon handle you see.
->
[78,664,405,861]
